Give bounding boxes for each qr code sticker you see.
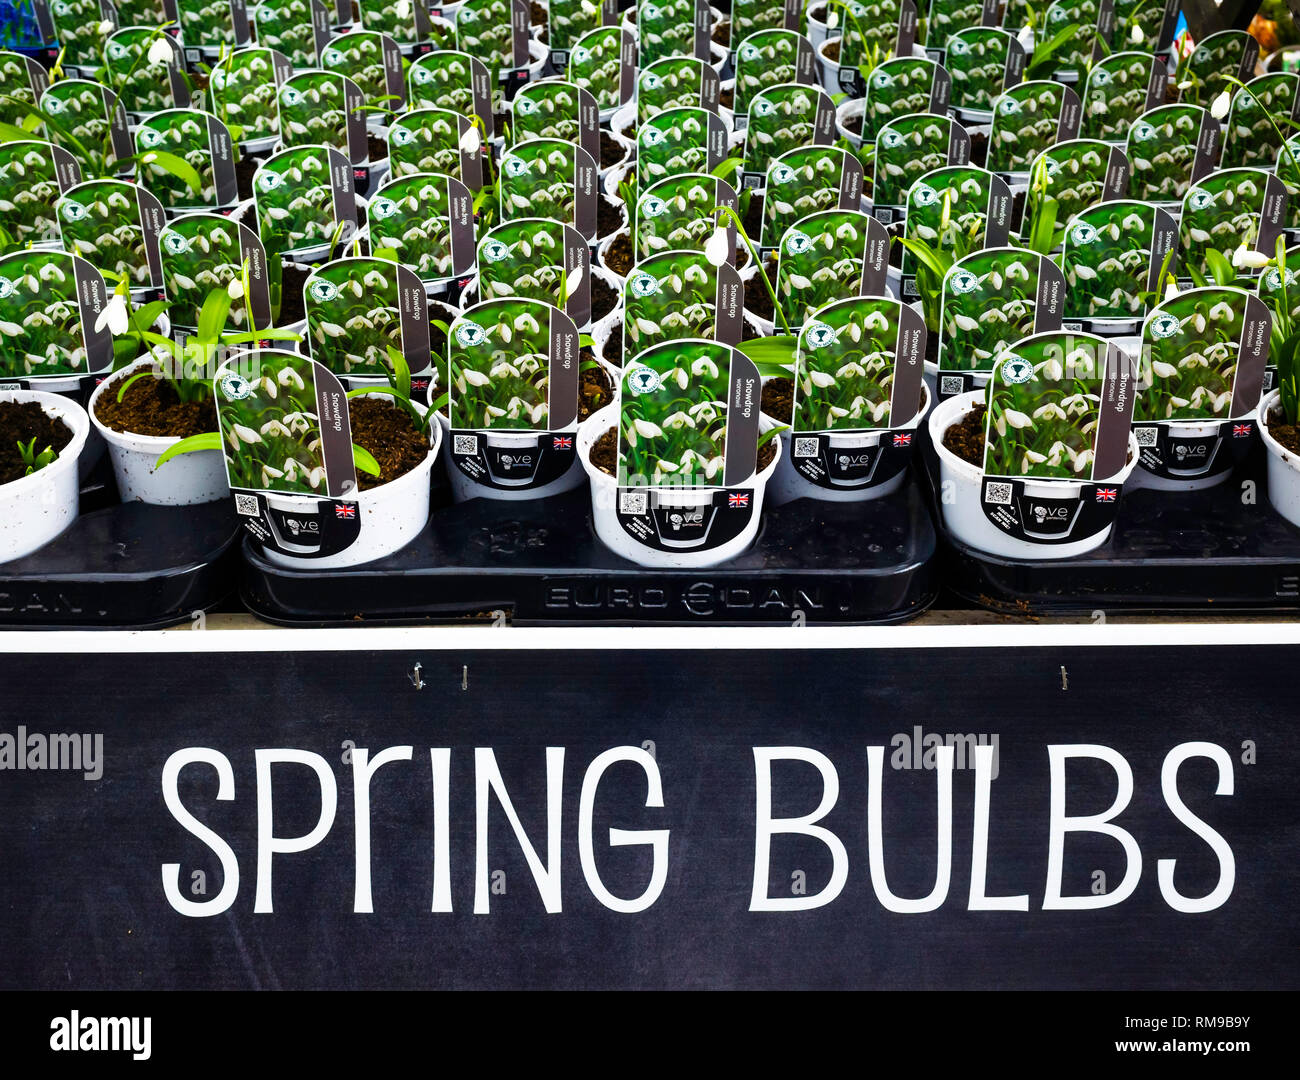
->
[620,490,648,516]
[940,375,965,396]
[794,437,819,459]
[234,493,260,517]
[453,434,478,455]
[1135,427,1157,447]
[985,482,1013,505]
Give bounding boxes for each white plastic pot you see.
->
[88,359,230,505]
[599,128,634,189]
[769,381,929,504]
[597,226,633,277]
[1130,418,1234,491]
[261,393,441,569]
[1259,388,1300,528]
[835,97,865,149]
[0,389,89,563]
[579,401,782,567]
[815,38,846,97]
[597,191,629,242]
[805,4,841,51]
[928,389,1139,560]
[434,411,585,501]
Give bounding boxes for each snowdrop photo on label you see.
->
[635,174,737,263]
[1081,52,1164,143]
[567,27,634,111]
[761,145,863,249]
[1221,73,1300,170]
[946,27,1020,113]
[134,109,231,212]
[863,58,946,143]
[0,139,78,250]
[872,114,967,209]
[988,81,1079,175]
[1177,29,1257,109]
[732,30,809,118]
[623,250,740,353]
[209,49,289,148]
[637,0,701,67]
[925,0,987,53]
[448,298,558,431]
[56,178,162,289]
[637,57,717,125]
[254,146,355,259]
[742,86,832,186]
[1059,200,1178,321]
[1127,105,1218,203]
[640,106,727,188]
[1024,139,1128,247]
[499,138,594,234]
[102,27,188,116]
[389,108,482,187]
[171,0,248,49]
[774,209,886,327]
[1179,169,1286,285]
[368,171,473,285]
[254,0,319,69]
[278,72,366,163]
[358,0,435,47]
[0,249,106,377]
[158,214,257,332]
[320,32,405,115]
[550,0,611,53]
[0,51,46,126]
[304,257,424,378]
[902,164,1007,273]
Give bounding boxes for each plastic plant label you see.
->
[209,48,293,149]
[925,0,997,54]
[901,165,1012,279]
[254,0,321,69]
[214,355,365,557]
[1277,135,1300,229]
[56,179,167,292]
[158,214,271,333]
[731,0,798,48]
[304,257,431,377]
[567,27,635,112]
[511,80,600,166]
[761,145,864,250]
[498,138,598,241]
[830,0,917,93]
[936,248,1065,398]
[103,28,190,116]
[446,298,580,488]
[1222,73,1300,171]
[1179,30,1258,110]
[615,341,763,552]
[0,51,48,125]
[1127,106,1221,205]
[640,107,731,189]
[47,0,116,80]
[988,81,1081,175]
[945,28,1025,113]
[135,109,238,212]
[0,249,112,380]
[872,115,970,213]
[358,0,435,46]
[476,218,591,327]
[732,29,814,121]
[1060,201,1177,325]
[862,57,951,144]
[979,331,1134,542]
[254,145,356,260]
[549,0,614,54]
[320,32,406,113]
[455,0,529,79]
[1131,287,1270,480]
[1179,169,1287,285]
[1258,254,1300,389]
[1113,0,1178,54]
[1037,0,1107,80]
[787,296,925,489]
[637,0,709,67]
[774,209,889,328]
[635,174,738,263]
[637,57,720,125]
[623,251,744,354]
[278,72,367,164]
[116,0,168,23]
[741,85,834,188]
[1081,52,1165,143]
[1023,140,1130,248]
[38,79,133,175]
[407,51,493,138]
[388,108,485,189]
[0,140,80,251]
[165,0,250,49]
[368,172,475,286]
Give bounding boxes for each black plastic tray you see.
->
[241,472,939,625]
[0,473,243,629]
[937,449,1300,615]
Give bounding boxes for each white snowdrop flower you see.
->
[787,272,812,289]
[662,411,696,430]
[1208,301,1235,321]
[634,418,663,438]
[257,376,278,399]
[1210,90,1231,120]
[233,424,263,445]
[1072,449,1094,473]
[1151,359,1178,378]
[227,277,244,300]
[704,224,729,267]
[635,317,660,334]
[1003,409,1033,429]
[1039,355,1064,380]
[1022,450,1047,470]
[1033,402,1067,421]
[953,313,979,332]
[1165,280,1180,301]
[93,292,128,335]
[307,467,326,489]
[1130,22,1144,43]
[147,37,173,66]
[809,369,837,388]
[1073,264,1098,280]
[463,368,492,386]
[1232,247,1269,269]
[1188,227,1212,243]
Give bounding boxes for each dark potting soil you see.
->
[605,230,634,275]
[598,196,624,238]
[1011,188,1026,231]
[279,261,310,325]
[969,131,988,168]
[94,370,216,440]
[743,256,779,332]
[579,360,613,421]
[367,134,389,162]
[591,273,618,322]
[825,39,841,63]
[844,111,862,136]
[1268,405,1300,455]
[236,153,259,203]
[0,401,75,486]
[530,1,545,26]
[720,85,734,111]
[925,322,939,368]
[762,377,794,423]
[742,193,763,243]
[590,427,778,476]
[944,404,986,466]
[349,396,429,491]
[494,110,507,137]
[600,130,628,169]
[713,19,730,47]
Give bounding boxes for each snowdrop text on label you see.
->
[159,741,1235,917]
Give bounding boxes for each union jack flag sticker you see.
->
[335,503,357,519]
[552,435,573,449]
[1233,423,1252,438]
[893,433,912,447]
[728,492,750,508]
[1095,488,1117,503]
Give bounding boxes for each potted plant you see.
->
[928,330,1139,559]
[871,114,969,218]
[254,0,323,69]
[102,25,191,120]
[0,138,80,248]
[623,249,744,354]
[745,84,835,186]
[1081,52,1166,144]
[135,108,239,214]
[1126,104,1218,206]
[209,48,293,155]
[1176,29,1257,109]
[1220,71,1300,169]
